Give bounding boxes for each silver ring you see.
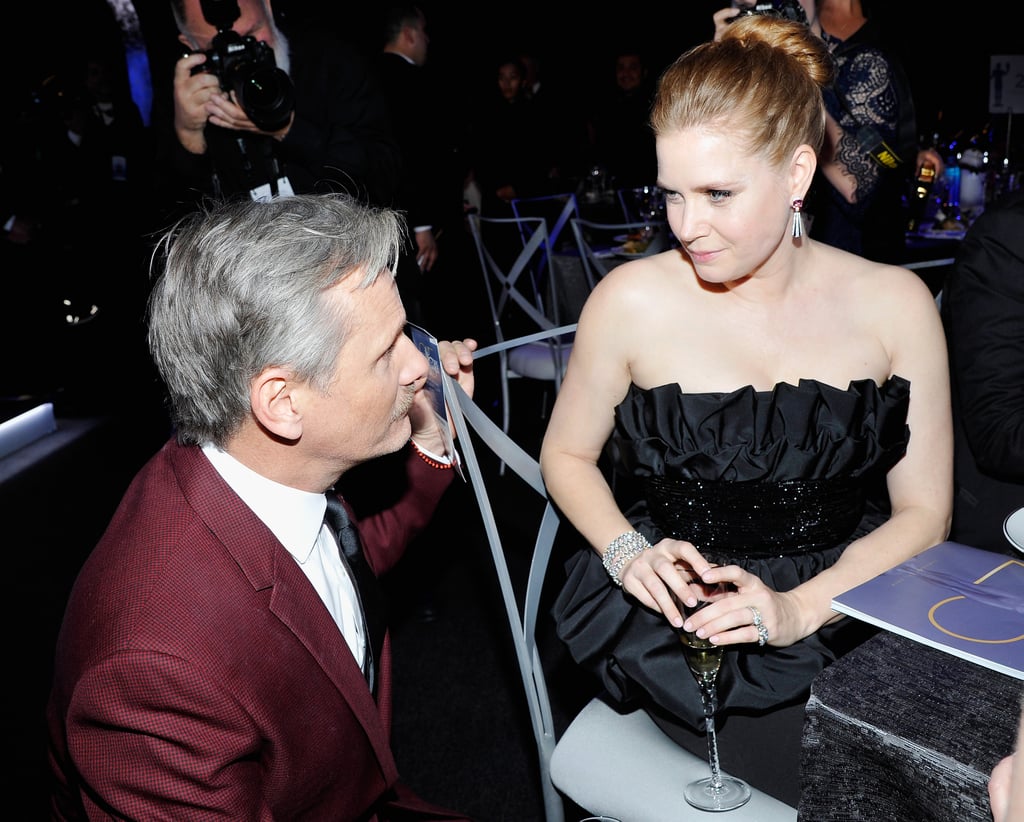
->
[748,606,769,646]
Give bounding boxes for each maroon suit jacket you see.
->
[47,438,469,820]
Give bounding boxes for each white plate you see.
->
[919,227,967,240]
[611,245,649,258]
[1003,507,1024,553]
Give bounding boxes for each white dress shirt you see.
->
[201,444,366,671]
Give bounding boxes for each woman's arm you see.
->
[540,275,637,556]
[540,266,714,624]
[818,48,900,207]
[785,265,953,639]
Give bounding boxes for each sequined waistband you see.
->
[644,475,865,559]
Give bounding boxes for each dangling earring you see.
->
[791,199,804,239]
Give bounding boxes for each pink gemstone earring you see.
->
[791,199,804,239]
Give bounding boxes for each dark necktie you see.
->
[323,492,386,694]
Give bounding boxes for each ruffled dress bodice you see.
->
[612,376,910,484]
[611,377,910,561]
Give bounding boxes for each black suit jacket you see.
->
[941,191,1024,553]
[374,52,449,231]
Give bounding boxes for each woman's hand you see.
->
[619,546,807,649]
[682,562,809,649]
[617,538,718,627]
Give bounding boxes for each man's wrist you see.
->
[176,125,208,155]
[410,438,455,470]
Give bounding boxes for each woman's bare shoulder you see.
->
[588,253,690,307]
[813,242,935,303]
[578,253,698,342]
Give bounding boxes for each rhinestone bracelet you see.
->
[602,531,652,587]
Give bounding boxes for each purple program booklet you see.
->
[832,541,1024,680]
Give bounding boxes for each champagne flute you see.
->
[672,572,752,812]
[630,185,666,250]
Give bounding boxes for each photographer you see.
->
[159,0,400,216]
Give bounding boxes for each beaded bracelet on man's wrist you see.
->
[602,530,652,587]
[410,439,455,470]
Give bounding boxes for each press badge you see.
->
[249,176,295,203]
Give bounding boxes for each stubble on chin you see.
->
[391,385,417,425]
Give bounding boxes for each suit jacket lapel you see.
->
[171,442,399,780]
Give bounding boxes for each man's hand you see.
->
[409,338,477,455]
[414,229,438,272]
[712,6,737,40]
[204,92,294,139]
[436,338,476,399]
[173,52,293,153]
[916,147,945,182]
[173,53,221,154]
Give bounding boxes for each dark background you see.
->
[6,2,1022,817]
[8,1,1024,158]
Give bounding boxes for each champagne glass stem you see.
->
[702,680,725,792]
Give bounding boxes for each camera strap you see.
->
[251,150,294,200]
[216,134,294,201]
[826,31,916,174]
[853,125,903,171]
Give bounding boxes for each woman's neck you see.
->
[817,0,866,41]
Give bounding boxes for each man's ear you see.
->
[252,367,303,441]
[791,143,818,200]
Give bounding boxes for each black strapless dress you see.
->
[553,376,911,730]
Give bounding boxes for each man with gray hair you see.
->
[47,193,475,820]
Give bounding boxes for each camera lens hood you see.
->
[233,65,295,132]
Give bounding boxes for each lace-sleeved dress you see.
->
[553,376,911,730]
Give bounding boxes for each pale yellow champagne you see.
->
[678,626,723,685]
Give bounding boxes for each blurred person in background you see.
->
[585,46,658,191]
[4,47,158,412]
[941,190,1024,555]
[714,0,921,262]
[376,3,452,327]
[464,54,558,216]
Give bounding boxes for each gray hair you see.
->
[147,194,405,446]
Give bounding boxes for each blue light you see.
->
[105,0,153,126]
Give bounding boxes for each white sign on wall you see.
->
[990,55,1024,114]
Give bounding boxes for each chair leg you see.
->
[500,376,511,476]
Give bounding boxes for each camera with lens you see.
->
[190,0,295,132]
[729,0,808,25]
